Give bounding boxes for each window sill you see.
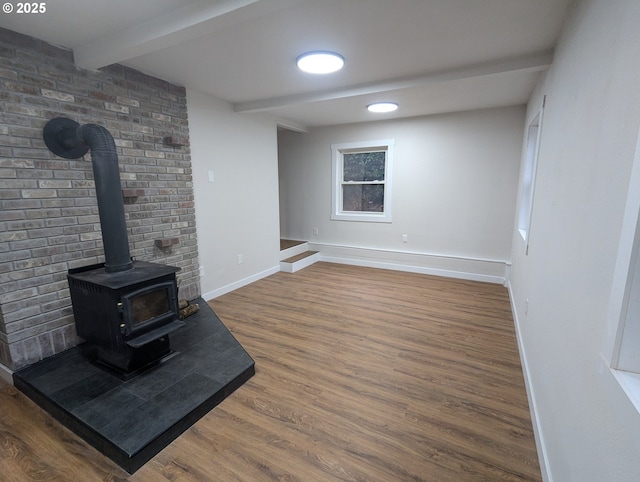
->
[611,368,640,414]
[331,212,392,223]
[519,228,527,242]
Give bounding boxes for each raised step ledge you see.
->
[280,251,320,273]
[280,241,309,261]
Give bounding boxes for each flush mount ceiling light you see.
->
[367,102,399,113]
[296,51,344,74]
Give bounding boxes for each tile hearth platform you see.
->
[13,298,255,474]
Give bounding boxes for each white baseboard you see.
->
[201,265,280,300]
[310,243,508,284]
[506,280,551,482]
[0,362,13,385]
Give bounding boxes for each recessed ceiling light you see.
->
[296,51,344,74]
[367,102,399,113]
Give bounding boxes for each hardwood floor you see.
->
[280,239,306,251]
[0,262,540,481]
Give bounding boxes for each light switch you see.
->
[207,170,214,183]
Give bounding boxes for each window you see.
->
[518,97,545,253]
[609,122,640,412]
[331,139,394,222]
[615,228,640,373]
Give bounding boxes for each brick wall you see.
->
[0,28,200,371]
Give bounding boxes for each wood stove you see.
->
[44,117,184,378]
[68,261,183,376]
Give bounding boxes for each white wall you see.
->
[279,107,525,283]
[509,0,640,480]
[188,89,281,299]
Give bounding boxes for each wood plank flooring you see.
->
[280,239,306,251]
[0,262,540,481]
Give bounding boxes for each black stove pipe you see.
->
[43,118,133,273]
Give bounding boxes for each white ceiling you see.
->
[1,0,573,130]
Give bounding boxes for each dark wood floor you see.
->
[1,262,540,481]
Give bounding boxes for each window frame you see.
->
[518,97,545,253]
[609,122,640,413]
[331,139,395,223]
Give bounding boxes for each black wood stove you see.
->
[67,261,183,376]
[44,117,184,377]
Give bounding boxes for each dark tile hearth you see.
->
[12,299,255,474]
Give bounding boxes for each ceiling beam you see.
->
[275,116,309,133]
[73,0,295,70]
[234,51,553,113]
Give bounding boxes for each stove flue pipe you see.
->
[43,117,133,273]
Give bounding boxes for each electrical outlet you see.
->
[402,234,408,243]
[237,254,243,264]
[198,266,204,277]
[313,227,319,236]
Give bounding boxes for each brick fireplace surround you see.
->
[0,28,201,372]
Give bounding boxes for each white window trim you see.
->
[608,123,640,413]
[331,139,395,223]
[518,97,545,253]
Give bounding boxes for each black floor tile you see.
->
[13,298,254,474]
